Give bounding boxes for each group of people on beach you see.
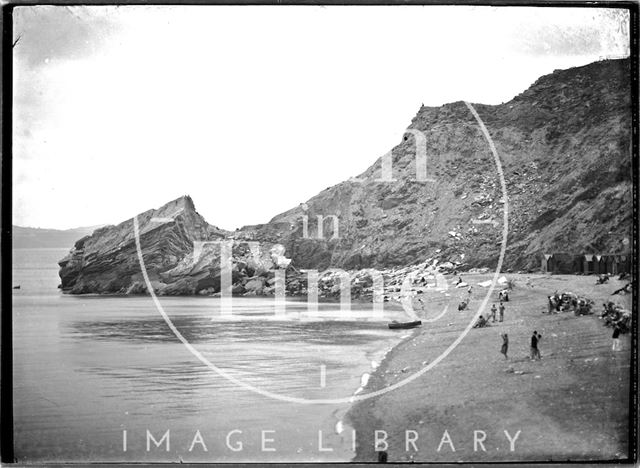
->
[548,294,629,352]
[546,291,593,315]
[465,278,628,366]
[601,301,631,333]
[465,292,515,360]
[464,288,544,362]
[473,301,506,328]
[497,331,541,360]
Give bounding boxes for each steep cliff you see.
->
[254,58,632,272]
[58,196,295,295]
[59,58,632,294]
[58,196,227,294]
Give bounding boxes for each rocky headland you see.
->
[58,58,632,296]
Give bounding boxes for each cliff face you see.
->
[58,196,228,294]
[59,58,632,294]
[252,58,632,272]
[58,196,294,295]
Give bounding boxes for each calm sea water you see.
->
[12,248,409,463]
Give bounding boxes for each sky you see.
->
[12,5,630,230]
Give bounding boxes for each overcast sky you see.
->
[13,5,629,230]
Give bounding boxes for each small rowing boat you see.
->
[388,320,422,330]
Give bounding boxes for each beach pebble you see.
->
[401,366,410,373]
[535,375,541,379]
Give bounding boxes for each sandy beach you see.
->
[346,273,632,462]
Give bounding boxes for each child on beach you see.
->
[500,333,509,359]
[499,302,505,322]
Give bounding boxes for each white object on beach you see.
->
[478,280,492,287]
[360,373,370,388]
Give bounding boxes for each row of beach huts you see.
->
[541,253,631,275]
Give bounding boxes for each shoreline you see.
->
[345,273,632,462]
[344,321,423,461]
[333,322,419,460]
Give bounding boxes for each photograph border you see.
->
[1,0,638,465]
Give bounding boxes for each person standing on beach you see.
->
[530,331,542,360]
[612,324,621,351]
[490,304,497,322]
[500,333,509,359]
[499,302,505,322]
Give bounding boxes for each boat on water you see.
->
[388,320,422,330]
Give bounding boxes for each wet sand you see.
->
[346,273,632,462]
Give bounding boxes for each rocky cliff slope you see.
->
[59,196,226,294]
[58,196,297,295]
[59,58,633,295]
[249,58,632,272]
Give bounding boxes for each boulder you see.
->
[244,277,266,294]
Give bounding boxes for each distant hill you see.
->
[13,225,103,249]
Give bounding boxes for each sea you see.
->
[11,248,412,463]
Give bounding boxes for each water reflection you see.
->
[67,315,395,346]
[67,311,400,401]
[13,248,402,462]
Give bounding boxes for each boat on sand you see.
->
[388,320,422,330]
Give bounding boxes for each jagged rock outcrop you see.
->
[59,58,632,294]
[58,196,227,294]
[58,196,298,295]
